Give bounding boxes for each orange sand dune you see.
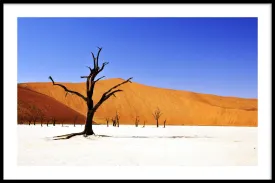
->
[17,86,93,125]
[18,78,257,126]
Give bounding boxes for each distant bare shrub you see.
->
[143,120,146,128]
[152,107,162,128]
[135,116,139,127]
[106,117,109,127]
[115,111,120,127]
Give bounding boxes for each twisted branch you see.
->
[49,76,87,101]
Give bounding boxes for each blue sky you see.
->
[18,17,257,98]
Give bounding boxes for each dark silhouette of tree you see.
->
[152,107,162,128]
[164,119,166,128]
[135,115,139,127]
[33,115,39,125]
[49,47,132,140]
[46,118,51,127]
[112,117,117,127]
[143,120,146,128]
[28,118,32,126]
[52,117,56,126]
[115,111,120,127]
[106,117,109,127]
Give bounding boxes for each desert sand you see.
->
[17,125,257,166]
[18,78,257,126]
[17,86,87,124]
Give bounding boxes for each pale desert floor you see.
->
[17,125,257,166]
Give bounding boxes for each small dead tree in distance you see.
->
[52,117,56,126]
[49,47,132,140]
[26,114,32,126]
[163,119,166,128]
[135,116,139,127]
[112,117,117,127]
[152,107,162,128]
[115,111,120,127]
[46,118,51,127]
[106,117,109,127]
[143,120,146,128]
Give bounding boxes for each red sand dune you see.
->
[18,78,258,126]
[17,86,96,125]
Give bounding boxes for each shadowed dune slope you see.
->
[18,78,257,126]
[17,86,97,125]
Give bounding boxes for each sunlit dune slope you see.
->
[17,86,96,124]
[18,78,257,126]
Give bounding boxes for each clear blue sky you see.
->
[18,17,257,99]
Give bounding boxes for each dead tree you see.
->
[106,117,109,127]
[40,114,45,127]
[27,114,32,125]
[74,115,78,127]
[112,117,117,127]
[115,111,120,127]
[46,118,50,127]
[163,119,166,128]
[28,119,32,126]
[152,107,162,128]
[33,116,39,126]
[52,117,56,126]
[135,116,139,127]
[49,47,132,140]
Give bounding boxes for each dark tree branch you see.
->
[91,52,96,68]
[104,77,132,95]
[94,90,123,109]
[98,62,109,73]
[49,76,87,101]
[93,78,132,111]
[95,76,105,83]
[105,89,123,99]
[96,47,102,67]
[86,66,93,73]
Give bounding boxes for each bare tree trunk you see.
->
[164,120,166,128]
[157,119,159,128]
[83,110,95,136]
[106,118,109,127]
